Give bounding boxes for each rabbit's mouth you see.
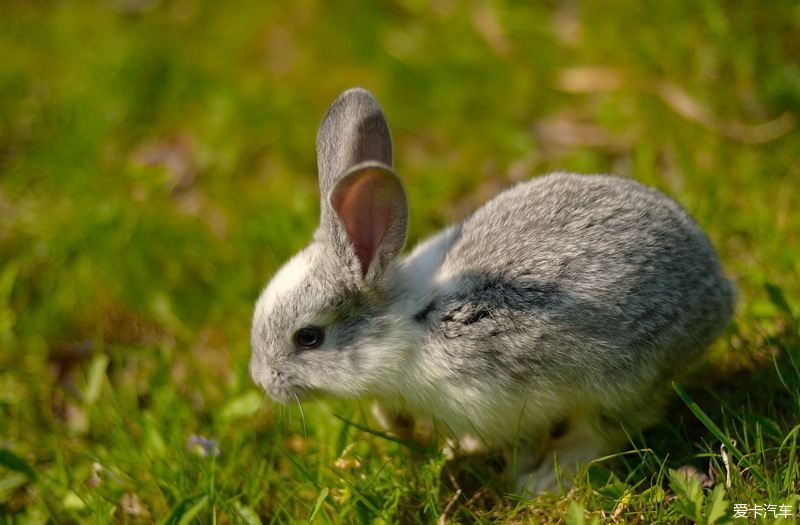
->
[261,372,326,405]
[251,366,294,404]
[251,356,331,404]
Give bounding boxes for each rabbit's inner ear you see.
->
[329,164,408,279]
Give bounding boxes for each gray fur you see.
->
[250,89,735,493]
[425,174,731,379]
[316,88,393,232]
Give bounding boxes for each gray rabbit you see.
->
[250,88,735,494]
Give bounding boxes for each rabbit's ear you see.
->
[329,162,408,280]
[316,89,392,226]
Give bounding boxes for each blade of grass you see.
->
[333,414,434,453]
[0,449,37,481]
[672,382,765,484]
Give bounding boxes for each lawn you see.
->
[1,1,799,523]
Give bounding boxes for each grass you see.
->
[1,0,799,523]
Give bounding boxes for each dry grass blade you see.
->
[556,66,797,144]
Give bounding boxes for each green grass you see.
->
[1,0,799,523]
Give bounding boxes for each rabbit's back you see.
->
[417,173,734,395]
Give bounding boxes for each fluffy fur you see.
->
[250,88,735,494]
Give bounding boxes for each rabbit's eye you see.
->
[294,326,324,350]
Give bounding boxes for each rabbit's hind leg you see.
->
[513,410,626,496]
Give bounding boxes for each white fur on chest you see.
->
[385,220,578,448]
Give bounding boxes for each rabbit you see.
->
[250,88,735,494]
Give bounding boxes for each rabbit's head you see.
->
[250,89,410,403]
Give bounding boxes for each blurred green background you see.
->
[1,0,799,522]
